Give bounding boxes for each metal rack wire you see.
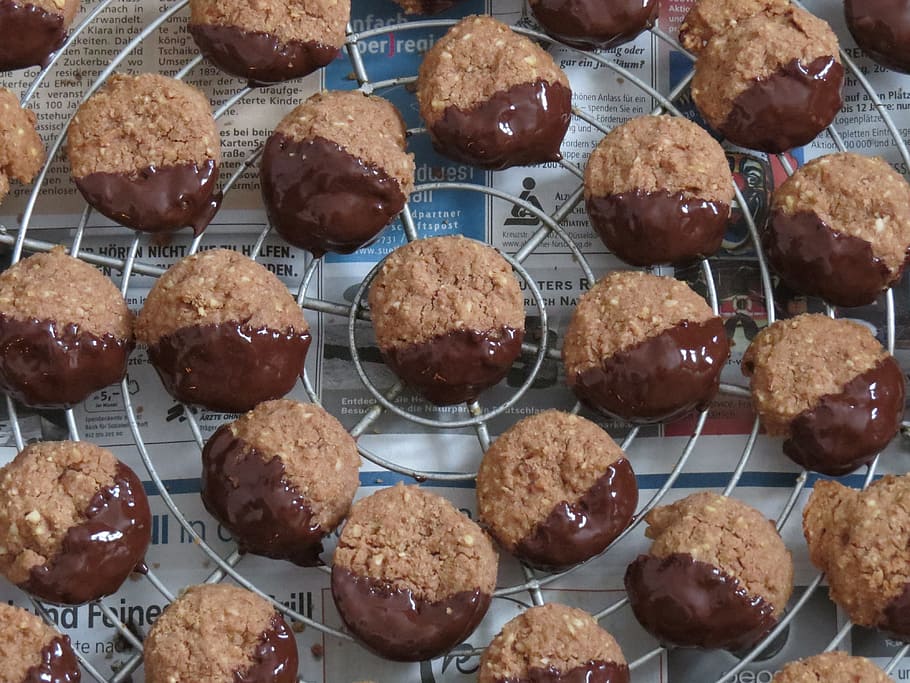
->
[2,0,909,680]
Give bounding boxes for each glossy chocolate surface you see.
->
[0,0,65,71]
[499,661,630,683]
[570,318,730,423]
[719,57,844,153]
[784,356,905,476]
[24,636,81,683]
[331,566,491,661]
[515,457,638,570]
[586,189,729,266]
[0,315,131,409]
[624,552,778,651]
[188,23,338,86]
[882,582,910,640]
[846,0,910,74]
[21,463,151,605]
[148,321,311,413]
[429,80,572,170]
[382,326,524,406]
[531,0,656,50]
[74,160,221,235]
[201,425,325,566]
[261,134,406,257]
[764,208,896,308]
[233,613,299,683]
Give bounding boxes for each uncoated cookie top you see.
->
[771,652,892,682]
[0,603,71,683]
[0,88,45,207]
[679,0,789,54]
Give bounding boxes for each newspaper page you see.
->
[1,0,910,680]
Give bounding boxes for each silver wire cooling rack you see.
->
[2,0,910,680]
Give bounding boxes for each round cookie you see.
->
[261,91,415,257]
[201,399,360,566]
[772,652,891,683]
[0,603,81,682]
[691,6,844,153]
[803,475,910,639]
[0,88,45,206]
[331,483,498,661]
[846,0,910,75]
[67,73,221,235]
[625,492,794,651]
[477,410,638,570]
[584,115,734,266]
[188,0,348,86]
[529,0,657,51]
[679,0,789,54]
[135,248,311,413]
[0,0,79,71]
[0,440,151,605]
[742,314,904,475]
[416,15,572,170]
[367,235,525,406]
[478,603,629,683]
[763,153,910,307]
[0,247,133,408]
[144,584,298,683]
[562,271,729,423]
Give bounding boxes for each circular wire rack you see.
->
[2,0,910,680]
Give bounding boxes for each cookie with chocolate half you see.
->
[562,271,730,423]
[625,492,793,651]
[0,0,79,71]
[0,603,81,682]
[772,652,892,683]
[0,440,150,605]
[261,91,414,257]
[764,153,910,307]
[135,248,311,413]
[679,0,788,55]
[332,483,498,661]
[477,410,637,570]
[0,87,45,206]
[584,115,733,266]
[144,584,298,683]
[846,0,910,75]
[416,15,572,170]
[529,0,657,51]
[67,74,221,235]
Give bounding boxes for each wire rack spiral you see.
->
[1,0,909,680]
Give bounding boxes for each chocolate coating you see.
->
[0,315,131,409]
[530,0,657,50]
[201,424,325,566]
[233,613,299,683]
[331,566,491,661]
[784,356,905,476]
[881,582,910,640]
[381,326,524,406]
[20,463,151,605]
[624,552,778,651]
[74,160,221,235]
[764,208,897,308]
[500,661,630,683]
[718,57,844,153]
[570,318,730,423]
[24,636,81,683]
[846,0,910,75]
[586,189,729,266]
[408,0,461,13]
[514,457,638,570]
[147,321,311,413]
[188,23,338,86]
[428,80,572,170]
[261,134,406,257]
[0,0,65,71]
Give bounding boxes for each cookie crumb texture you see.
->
[846,0,910,75]
[477,410,637,569]
[479,603,628,682]
[625,492,793,651]
[771,652,892,683]
[562,271,728,423]
[529,0,656,51]
[417,15,571,169]
[136,248,311,413]
[144,584,298,683]
[0,88,45,206]
[0,440,151,605]
[0,603,81,683]
[803,476,910,638]
[679,0,788,54]
[188,0,348,84]
[368,236,525,405]
[67,73,221,235]
[0,0,79,71]
[261,91,414,256]
[332,484,498,661]
[765,153,910,307]
[691,6,843,153]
